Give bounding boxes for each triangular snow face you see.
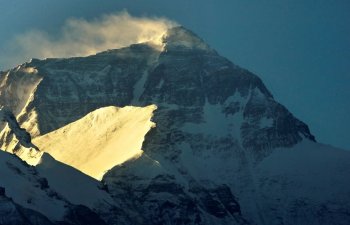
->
[8,105,156,180]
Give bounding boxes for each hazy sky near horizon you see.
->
[0,0,349,150]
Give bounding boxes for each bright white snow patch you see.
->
[182,102,232,136]
[182,92,248,144]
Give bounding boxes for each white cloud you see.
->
[0,12,176,70]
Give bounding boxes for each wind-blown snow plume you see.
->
[1,12,176,69]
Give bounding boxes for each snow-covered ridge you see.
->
[34,105,157,180]
[0,149,113,223]
[3,105,157,180]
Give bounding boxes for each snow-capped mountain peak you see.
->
[0,26,349,225]
[162,26,214,52]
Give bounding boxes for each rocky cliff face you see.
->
[0,26,348,225]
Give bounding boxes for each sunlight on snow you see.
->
[17,105,157,180]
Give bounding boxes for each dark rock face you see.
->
[60,205,107,225]
[0,187,5,196]
[0,108,39,150]
[241,91,315,160]
[104,160,249,225]
[139,34,315,161]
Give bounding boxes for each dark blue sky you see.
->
[0,0,349,150]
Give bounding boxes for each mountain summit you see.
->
[163,26,214,52]
[0,26,349,225]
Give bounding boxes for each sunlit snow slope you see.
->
[35,105,156,179]
[13,105,156,180]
